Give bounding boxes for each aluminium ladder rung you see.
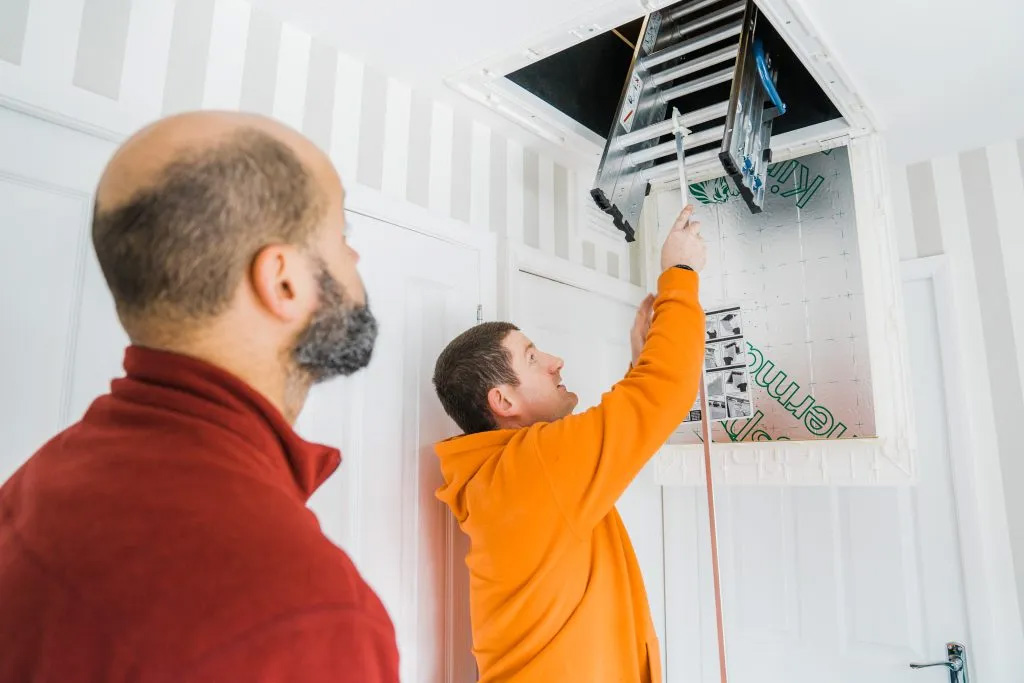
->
[660,0,732,25]
[615,101,729,148]
[642,148,719,182]
[650,44,739,87]
[659,66,734,102]
[625,124,726,166]
[652,1,745,52]
[642,20,743,69]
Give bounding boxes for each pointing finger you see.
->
[672,205,694,231]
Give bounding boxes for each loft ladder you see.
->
[591,0,787,241]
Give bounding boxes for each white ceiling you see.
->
[252,0,1024,163]
[794,0,1024,162]
[248,0,605,84]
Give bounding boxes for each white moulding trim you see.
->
[655,438,913,487]
[504,240,646,310]
[753,0,878,134]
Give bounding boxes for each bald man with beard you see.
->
[0,112,398,682]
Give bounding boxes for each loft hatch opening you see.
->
[505,1,841,145]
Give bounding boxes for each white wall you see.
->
[888,135,1024,640]
[0,0,637,287]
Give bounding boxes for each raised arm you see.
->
[526,206,707,535]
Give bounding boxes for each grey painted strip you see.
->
[959,146,1024,620]
[239,8,281,116]
[450,115,472,223]
[73,0,132,100]
[629,243,642,286]
[582,241,596,269]
[0,0,32,65]
[906,161,944,258]
[405,90,433,208]
[301,39,337,152]
[553,164,569,258]
[489,133,507,236]
[607,252,620,278]
[356,67,387,191]
[522,149,540,248]
[162,0,215,115]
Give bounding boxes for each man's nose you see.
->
[549,356,564,373]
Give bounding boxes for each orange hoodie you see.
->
[435,268,704,683]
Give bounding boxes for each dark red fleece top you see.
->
[0,347,398,683]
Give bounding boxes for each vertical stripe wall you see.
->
[892,137,1024,631]
[0,0,32,65]
[0,0,636,286]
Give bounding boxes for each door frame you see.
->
[900,255,1024,683]
[499,239,646,321]
[345,182,498,324]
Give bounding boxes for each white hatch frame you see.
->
[463,0,917,485]
[446,0,876,165]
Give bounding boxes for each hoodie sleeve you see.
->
[525,267,704,536]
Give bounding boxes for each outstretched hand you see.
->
[660,204,706,272]
[630,294,656,368]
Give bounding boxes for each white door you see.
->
[0,105,481,683]
[302,209,481,683]
[0,105,124,482]
[510,266,669,674]
[661,275,975,682]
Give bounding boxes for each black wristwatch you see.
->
[673,265,694,272]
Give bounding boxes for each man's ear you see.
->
[250,244,316,323]
[487,385,518,420]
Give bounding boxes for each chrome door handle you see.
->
[910,642,969,683]
[909,658,962,672]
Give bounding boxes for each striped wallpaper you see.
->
[0,0,639,286]
[891,136,1024,628]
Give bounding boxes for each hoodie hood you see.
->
[434,429,520,521]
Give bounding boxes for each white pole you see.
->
[672,108,728,683]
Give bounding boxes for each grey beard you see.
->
[292,268,378,383]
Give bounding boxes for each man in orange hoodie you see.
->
[432,205,707,682]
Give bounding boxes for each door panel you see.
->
[0,106,117,482]
[670,273,970,682]
[67,248,130,423]
[303,212,480,683]
[0,179,88,467]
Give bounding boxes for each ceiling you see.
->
[794,0,1024,162]
[246,0,605,85]
[250,0,1024,163]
